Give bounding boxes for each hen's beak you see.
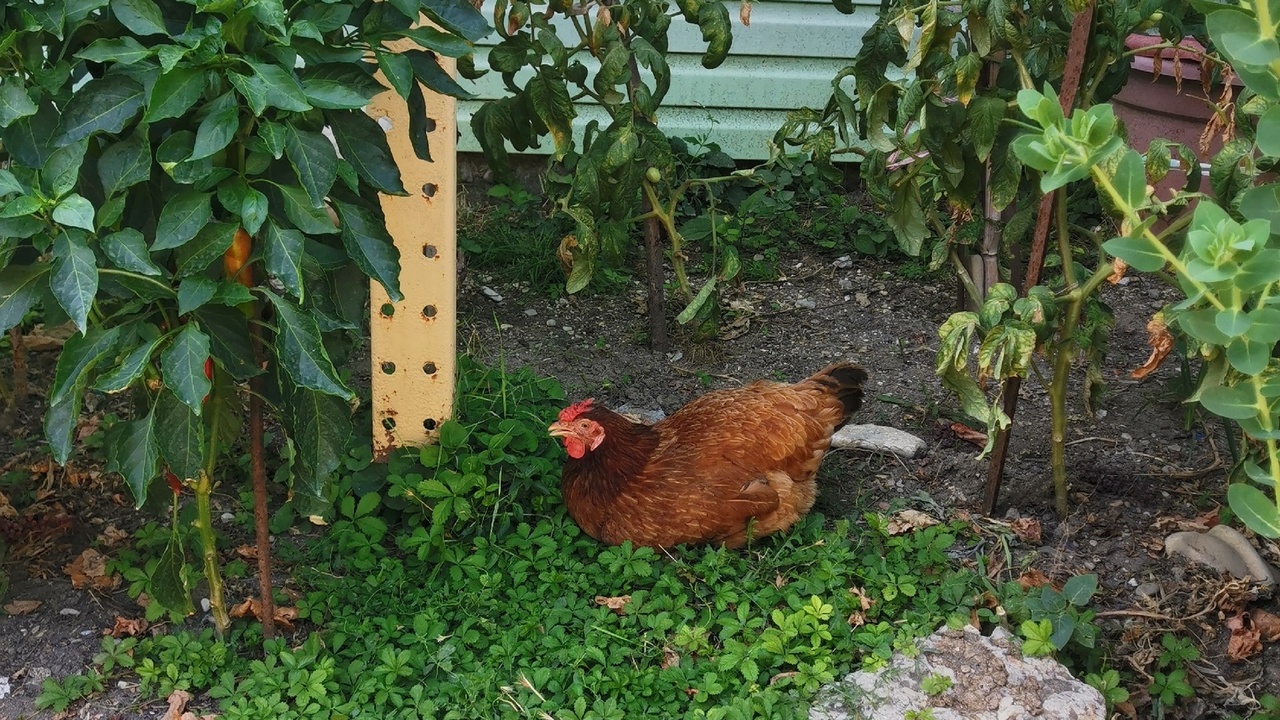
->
[547,422,572,438]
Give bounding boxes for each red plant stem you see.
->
[249,323,275,640]
[9,326,25,405]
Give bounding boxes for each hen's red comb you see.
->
[558,399,594,423]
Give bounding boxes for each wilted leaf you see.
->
[64,548,121,591]
[160,689,193,720]
[1136,313,1172,381]
[594,595,631,615]
[847,586,874,627]
[108,615,149,637]
[1017,568,1052,590]
[229,596,299,630]
[3,599,41,615]
[1108,258,1128,285]
[1250,607,1280,642]
[948,421,988,447]
[1010,517,1043,545]
[886,509,939,535]
[1227,611,1263,661]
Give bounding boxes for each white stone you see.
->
[524,308,538,317]
[481,286,504,302]
[831,424,927,459]
[201,597,211,612]
[58,608,80,616]
[833,255,854,269]
[796,298,817,310]
[0,676,10,700]
[810,625,1105,720]
[1165,524,1280,587]
[220,512,236,523]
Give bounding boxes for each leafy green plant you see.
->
[920,672,953,697]
[776,0,1209,513]
[1085,668,1131,713]
[34,671,105,713]
[0,0,487,632]
[1001,574,1101,668]
[1028,0,1280,537]
[466,0,804,345]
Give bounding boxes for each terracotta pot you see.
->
[1110,34,1243,211]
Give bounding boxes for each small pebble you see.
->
[855,292,871,307]
[795,298,817,310]
[220,512,236,523]
[201,597,211,612]
[59,608,80,616]
[524,308,538,317]
[546,319,556,327]
[499,323,513,331]
[562,325,574,333]
[1121,433,1132,441]
[833,255,854,269]
[838,278,854,290]
[481,286,503,302]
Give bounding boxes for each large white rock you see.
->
[810,625,1105,720]
[1165,524,1280,587]
[830,424,928,458]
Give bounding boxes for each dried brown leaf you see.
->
[847,586,874,627]
[99,524,129,547]
[1227,611,1263,661]
[594,595,631,615]
[739,1,751,26]
[4,599,41,615]
[230,597,298,630]
[1250,607,1280,642]
[161,689,193,720]
[108,615,148,638]
[1107,258,1128,285]
[1017,568,1053,590]
[661,647,681,669]
[24,323,76,352]
[233,544,258,560]
[1010,518,1043,545]
[1131,314,1174,380]
[557,234,578,274]
[886,509,939,535]
[63,548,120,592]
[948,422,988,447]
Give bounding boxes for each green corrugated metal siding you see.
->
[456,0,881,161]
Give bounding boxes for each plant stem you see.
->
[249,328,275,640]
[1049,196,1085,517]
[193,469,230,634]
[643,180,693,301]
[1048,298,1082,518]
[949,249,984,308]
[9,326,26,407]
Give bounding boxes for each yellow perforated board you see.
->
[367,44,456,460]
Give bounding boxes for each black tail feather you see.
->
[808,362,867,426]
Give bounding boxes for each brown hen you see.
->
[547,363,867,549]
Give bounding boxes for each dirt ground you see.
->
[2,235,1279,718]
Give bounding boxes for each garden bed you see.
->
[1,230,1278,719]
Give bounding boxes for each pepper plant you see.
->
[469,0,771,346]
[1017,0,1280,537]
[775,0,1213,513]
[0,0,488,634]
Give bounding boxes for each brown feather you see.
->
[559,362,867,549]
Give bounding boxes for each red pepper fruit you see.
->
[203,357,213,404]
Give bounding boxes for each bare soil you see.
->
[2,239,1278,718]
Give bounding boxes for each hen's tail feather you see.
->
[806,362,868,427]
